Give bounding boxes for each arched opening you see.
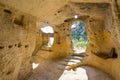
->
[32,26,55,70]
[40,26,54,47]
[58,21,88,80]
[71,21,88,53]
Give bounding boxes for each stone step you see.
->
[66,56,84,60]
[72,53,86,57]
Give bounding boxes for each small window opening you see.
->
[41,26,54,34]
[40,26,54,47]
[71,21,88,54]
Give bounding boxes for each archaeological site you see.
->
[0,0,120,80]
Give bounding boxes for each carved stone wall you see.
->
[0,0,120,80]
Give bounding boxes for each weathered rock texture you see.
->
[0,0,120,80]
[0,5,37,80]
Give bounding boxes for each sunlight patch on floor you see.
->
[32,63,39,69]
[59,52,88,80]
[59,67,88,80]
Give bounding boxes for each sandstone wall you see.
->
[0,5,37,80]
[0,0,120,80]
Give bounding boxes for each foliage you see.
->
[76,41,87,47]
[71,21,88,49]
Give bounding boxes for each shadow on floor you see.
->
[29,57,114,80]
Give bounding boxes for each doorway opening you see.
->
[71,21,88,53]
[58,21,88,79]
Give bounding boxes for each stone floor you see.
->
[29,55,114,80]
[59,66,114,80]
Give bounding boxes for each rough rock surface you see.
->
[0,0,120,80]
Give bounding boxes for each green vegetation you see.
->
[71,21,87,49]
